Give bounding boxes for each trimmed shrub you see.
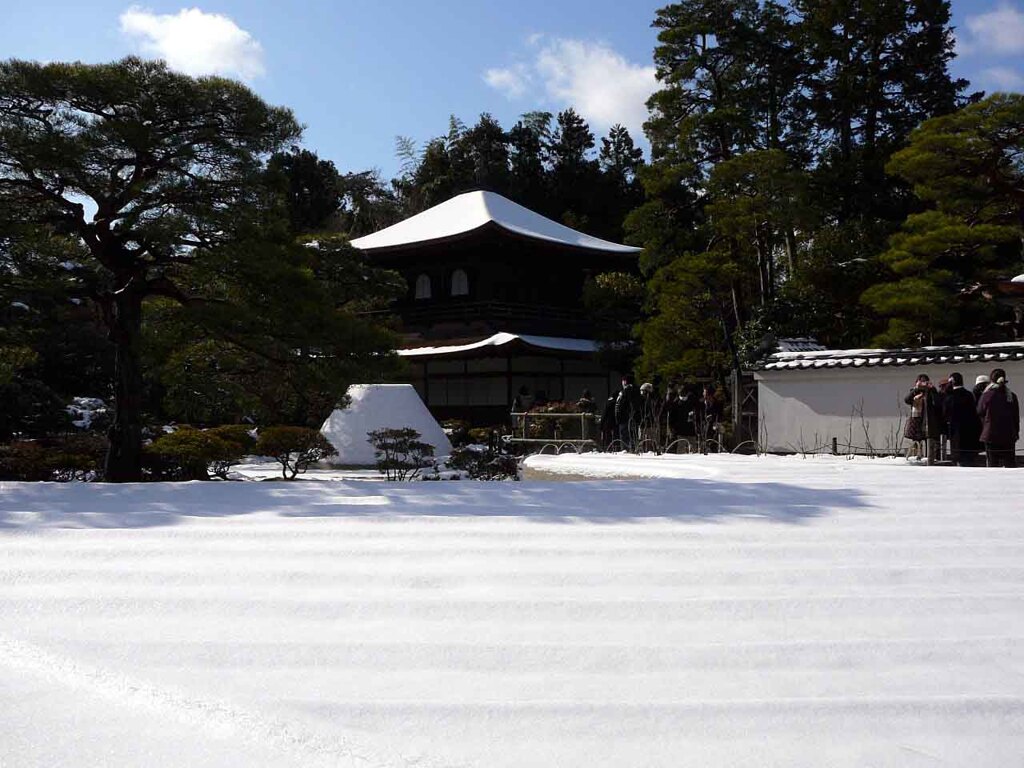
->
[0,379,71,441]
[447,444,520,481]
[0,441,50,481]
[206,425,257,479]
[0,434,106,481]
[256,426,337,480]
[146,427,245,481]
[441,419,471,448]
[46,434,106,481]
[368,427,436,481]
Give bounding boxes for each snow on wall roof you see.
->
[319,384,452,466]
[350,190,642,254]
[756,341,1024,372]
[776,337,828,353]
[397,332,600,358]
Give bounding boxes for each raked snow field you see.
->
[1,453,1023,767]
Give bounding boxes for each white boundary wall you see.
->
[755,361,1024,454]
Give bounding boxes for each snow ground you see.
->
[1,454,1023,767]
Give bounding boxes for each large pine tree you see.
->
[862,94,1024,344]
[0,58,400,480]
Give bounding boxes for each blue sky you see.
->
[2,1,1021,178]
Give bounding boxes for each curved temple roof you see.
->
[350,190,642,254]
[397,332,599,358]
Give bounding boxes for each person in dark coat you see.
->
[574,388,597,445]
[638,382,662,451]
[576,389,596,414]
[664,385,694,453]
[511,385,534,436]
[937,376,953,460]
[977,367,1020,468]
[512,385,533,414]
[904,374,942,464]
[599,394,617,450]
[942,371,982,467]
[696,384,724,453]
[615,375,642,451]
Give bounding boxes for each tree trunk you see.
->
[104,281,146,482]
[784,228,797,278]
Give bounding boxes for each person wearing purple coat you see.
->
[976,368,1020,468]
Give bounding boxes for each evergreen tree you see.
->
[600,125,645,187]
[337,170,403,237]
[0,58,398,480]
[508,111,552,212]
[795,0,967,222]
[267,148,344,234]
[862,94,1024,344]
[548,109,600,229]
[636,0,808,380]
[598,125,646,242]
[0,221,110,438]
[633,0,968,384]
[463,113,510,193]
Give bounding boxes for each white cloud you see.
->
[483,37,657,139]
[483,65,530,100]
[964,4,1024,55]
[953,32,973,57]
[981,66,1024,91]
[119,6,265,80]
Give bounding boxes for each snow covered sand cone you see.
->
[319,383,451,466]
[1,454,1023,766]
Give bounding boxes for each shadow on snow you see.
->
[0,477,870,531]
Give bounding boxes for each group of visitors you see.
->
[598,375,724,453]
[904,368,1020,467]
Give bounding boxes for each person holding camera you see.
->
[904,373,941,464]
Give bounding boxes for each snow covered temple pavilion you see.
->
[350,190,641,423]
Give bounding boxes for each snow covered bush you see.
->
[256,426,337,480]
[368,428,436,481]
[66,397,109,432]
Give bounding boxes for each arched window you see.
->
[414,274,432,300]
[450,268,469,297]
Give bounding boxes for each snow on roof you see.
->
[776,337,828,353]
[756,340,1024,372]
[397,332,600,358]
[350,190,642,254]
[320,384,452,466]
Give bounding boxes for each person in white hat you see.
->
[972,374,990,403]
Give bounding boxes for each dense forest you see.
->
[2,0,1023,480]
